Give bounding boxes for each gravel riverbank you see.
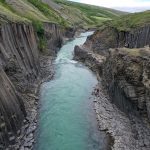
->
[92,83,150,150]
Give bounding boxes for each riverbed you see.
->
[35,32,110,150]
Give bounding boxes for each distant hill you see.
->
[0,0,127,28]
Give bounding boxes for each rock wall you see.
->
[0,23,39,146]
[103,47,150,119]
[0,22,70,148]
[74,45,105,76]
[74,26,150,149]
[43,23,76,55]
[84,26,150,56]
[44,23,64,55]
[74,25,150,121]
[74,45,150,120]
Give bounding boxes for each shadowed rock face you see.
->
[43,23,76,56]
[44,23,64,55]
[0,67,26,144]
[0,23,39,146]
[84,26,150,56]
[0,22,68,147]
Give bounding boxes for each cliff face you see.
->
[103,47,150,119]
[84,26,150,56]
[74,32,150,150]
[0,23,39,146]
[44,23,64,55]
[74,45,105,76]
[0,22,67,147]
[75,42,150,121]
[74,25,150,120]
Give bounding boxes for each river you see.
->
[35,32,110,150]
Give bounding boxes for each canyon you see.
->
[0,0,150,150]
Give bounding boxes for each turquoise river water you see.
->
[36,32,110,150]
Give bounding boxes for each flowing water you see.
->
[36,32,110,150]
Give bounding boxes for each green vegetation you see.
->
[0,0,127,50]
[0,1,29,24]
[105,10,150,31]
[54,0,125,18]
[120,47,150,58]
[6,0,49,22]
[0,0,127,28]
[46,0,127,28]
[27,0,68,26]
[32,20,47,51]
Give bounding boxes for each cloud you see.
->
[77,0,150,8]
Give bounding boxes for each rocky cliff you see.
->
[103,47,150,118]
[43,23,64,55]
[74,37,150,150]
[74,15,150,148]
[0,22,67,148]
[84,25,150,56]
[74,24,150,119]
[0,23,39,148]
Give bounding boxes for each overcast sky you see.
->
[69,0,150,12]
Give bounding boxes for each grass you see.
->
[0,2,29,24]
[105,10,150,31]
[27,0,68,26]
[0,0,134,49]
[51,0,127,27]
[32,20,46,51]
[91,16,112,21]
[0,0,127,28]
[119,47,150,57]
[6,0,49,22]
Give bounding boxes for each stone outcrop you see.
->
[74,45,105,73]
[84,26,150,56]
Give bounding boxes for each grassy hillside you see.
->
[0,0,127,28]
[0,1,29,24]
[42,0,127,28]
[104,10,150,31]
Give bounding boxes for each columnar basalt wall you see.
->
[84,26,150,56]
[44,23,64,55]
[74,25,150,120]
[0,22,71,147]
[102,48,150,119]
[0,23,39,146]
